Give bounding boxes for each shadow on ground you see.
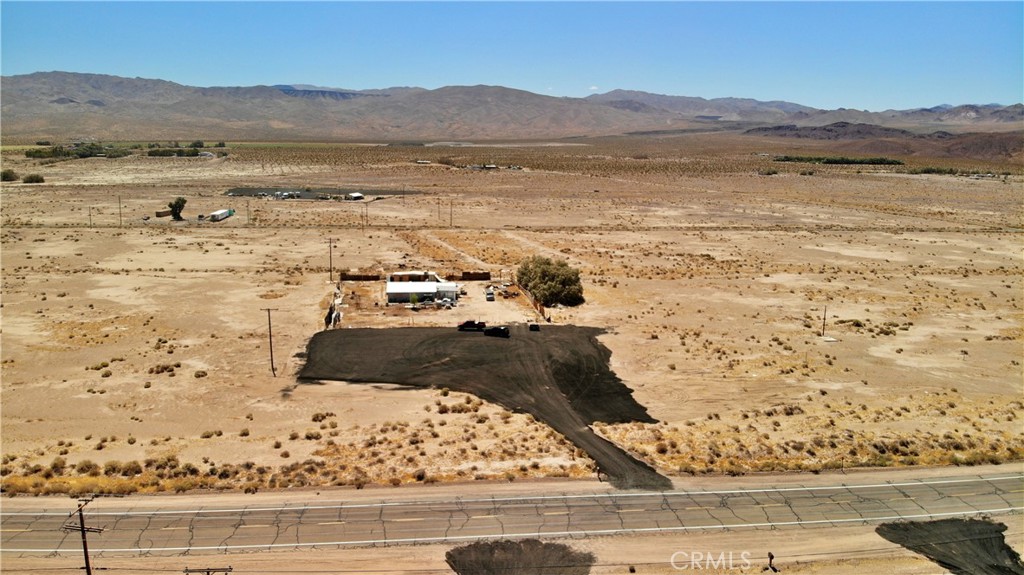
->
[876,518,1024,575]
[446,539,595,575]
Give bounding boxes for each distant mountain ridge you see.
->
[1,71,1021,142]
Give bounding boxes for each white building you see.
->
[385,271,459,303]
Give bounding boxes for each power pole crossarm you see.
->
[61,499,104,575]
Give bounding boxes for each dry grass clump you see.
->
[0,454,271,496]
[594,394,1024,476]
[308,394,594,487]
[1,395,594,495]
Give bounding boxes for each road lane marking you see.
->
[543,511,570,516]
[616,509,646,513]
[9,506,1019,554]
[317,521,346,525]
[160,527,189,531]
[0,529,31,532]
[390,518,424,523]
[469,515,496,519]
[4,474,1019,517]
[238,524,270,528]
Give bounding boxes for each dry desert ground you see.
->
[1,135,1022,572]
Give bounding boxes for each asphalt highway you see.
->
[2,470,1021,557]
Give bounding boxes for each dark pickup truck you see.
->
[483,326,510,338]
[457,320,486,331]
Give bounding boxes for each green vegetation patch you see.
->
[517,256,585,307]
[774,155,904,165]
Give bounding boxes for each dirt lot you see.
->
[0,135,1021,569]
[300,325,669,489]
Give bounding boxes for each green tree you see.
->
[168,197,187,220]
[1,169,18,182]
[517,256,585,307]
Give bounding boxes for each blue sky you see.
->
[1,1,1021,111]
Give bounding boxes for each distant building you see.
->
[346,192,365,201]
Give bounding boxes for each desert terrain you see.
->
[1,133,1022,572]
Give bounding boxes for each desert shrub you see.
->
[22,174,45,184]
[1,169,17,182]
[76,460,101,476]
[49,457,67,475]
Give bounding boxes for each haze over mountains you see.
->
[2,71,1022,143]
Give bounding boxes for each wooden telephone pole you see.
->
[326,237,336,282]
[261,308,278,376]
[61,498,104,575]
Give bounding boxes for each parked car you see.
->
[485,291,495,302]
[528,323,540,331]
[483,326,510,338]
[457,320,486,331]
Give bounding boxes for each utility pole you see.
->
[61,498,103,575]
[88,206,93,228]
[449,198,453,227]
[326,237,336,282]
[262,308,278,376]
[118,196,123,227]
[821,304,827,337]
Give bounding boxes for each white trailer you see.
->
[209,208,235,222]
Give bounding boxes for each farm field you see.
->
[1,133,1022,500]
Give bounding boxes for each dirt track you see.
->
[298,325,672,490]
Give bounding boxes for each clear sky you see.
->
[1,1,1021,111]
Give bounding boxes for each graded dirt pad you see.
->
[876,518,1024,575]
[298,325,672,490]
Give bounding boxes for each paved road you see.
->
[2,471,1021,557]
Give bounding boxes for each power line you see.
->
[60,498,104,575]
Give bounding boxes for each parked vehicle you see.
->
[528,323,540,332]
[483,326,510,338]
[457,320,486,331]
[485,291,495,302]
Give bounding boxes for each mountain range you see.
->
[1,71,1021,143]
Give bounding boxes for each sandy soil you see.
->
[1,137,1021,570]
